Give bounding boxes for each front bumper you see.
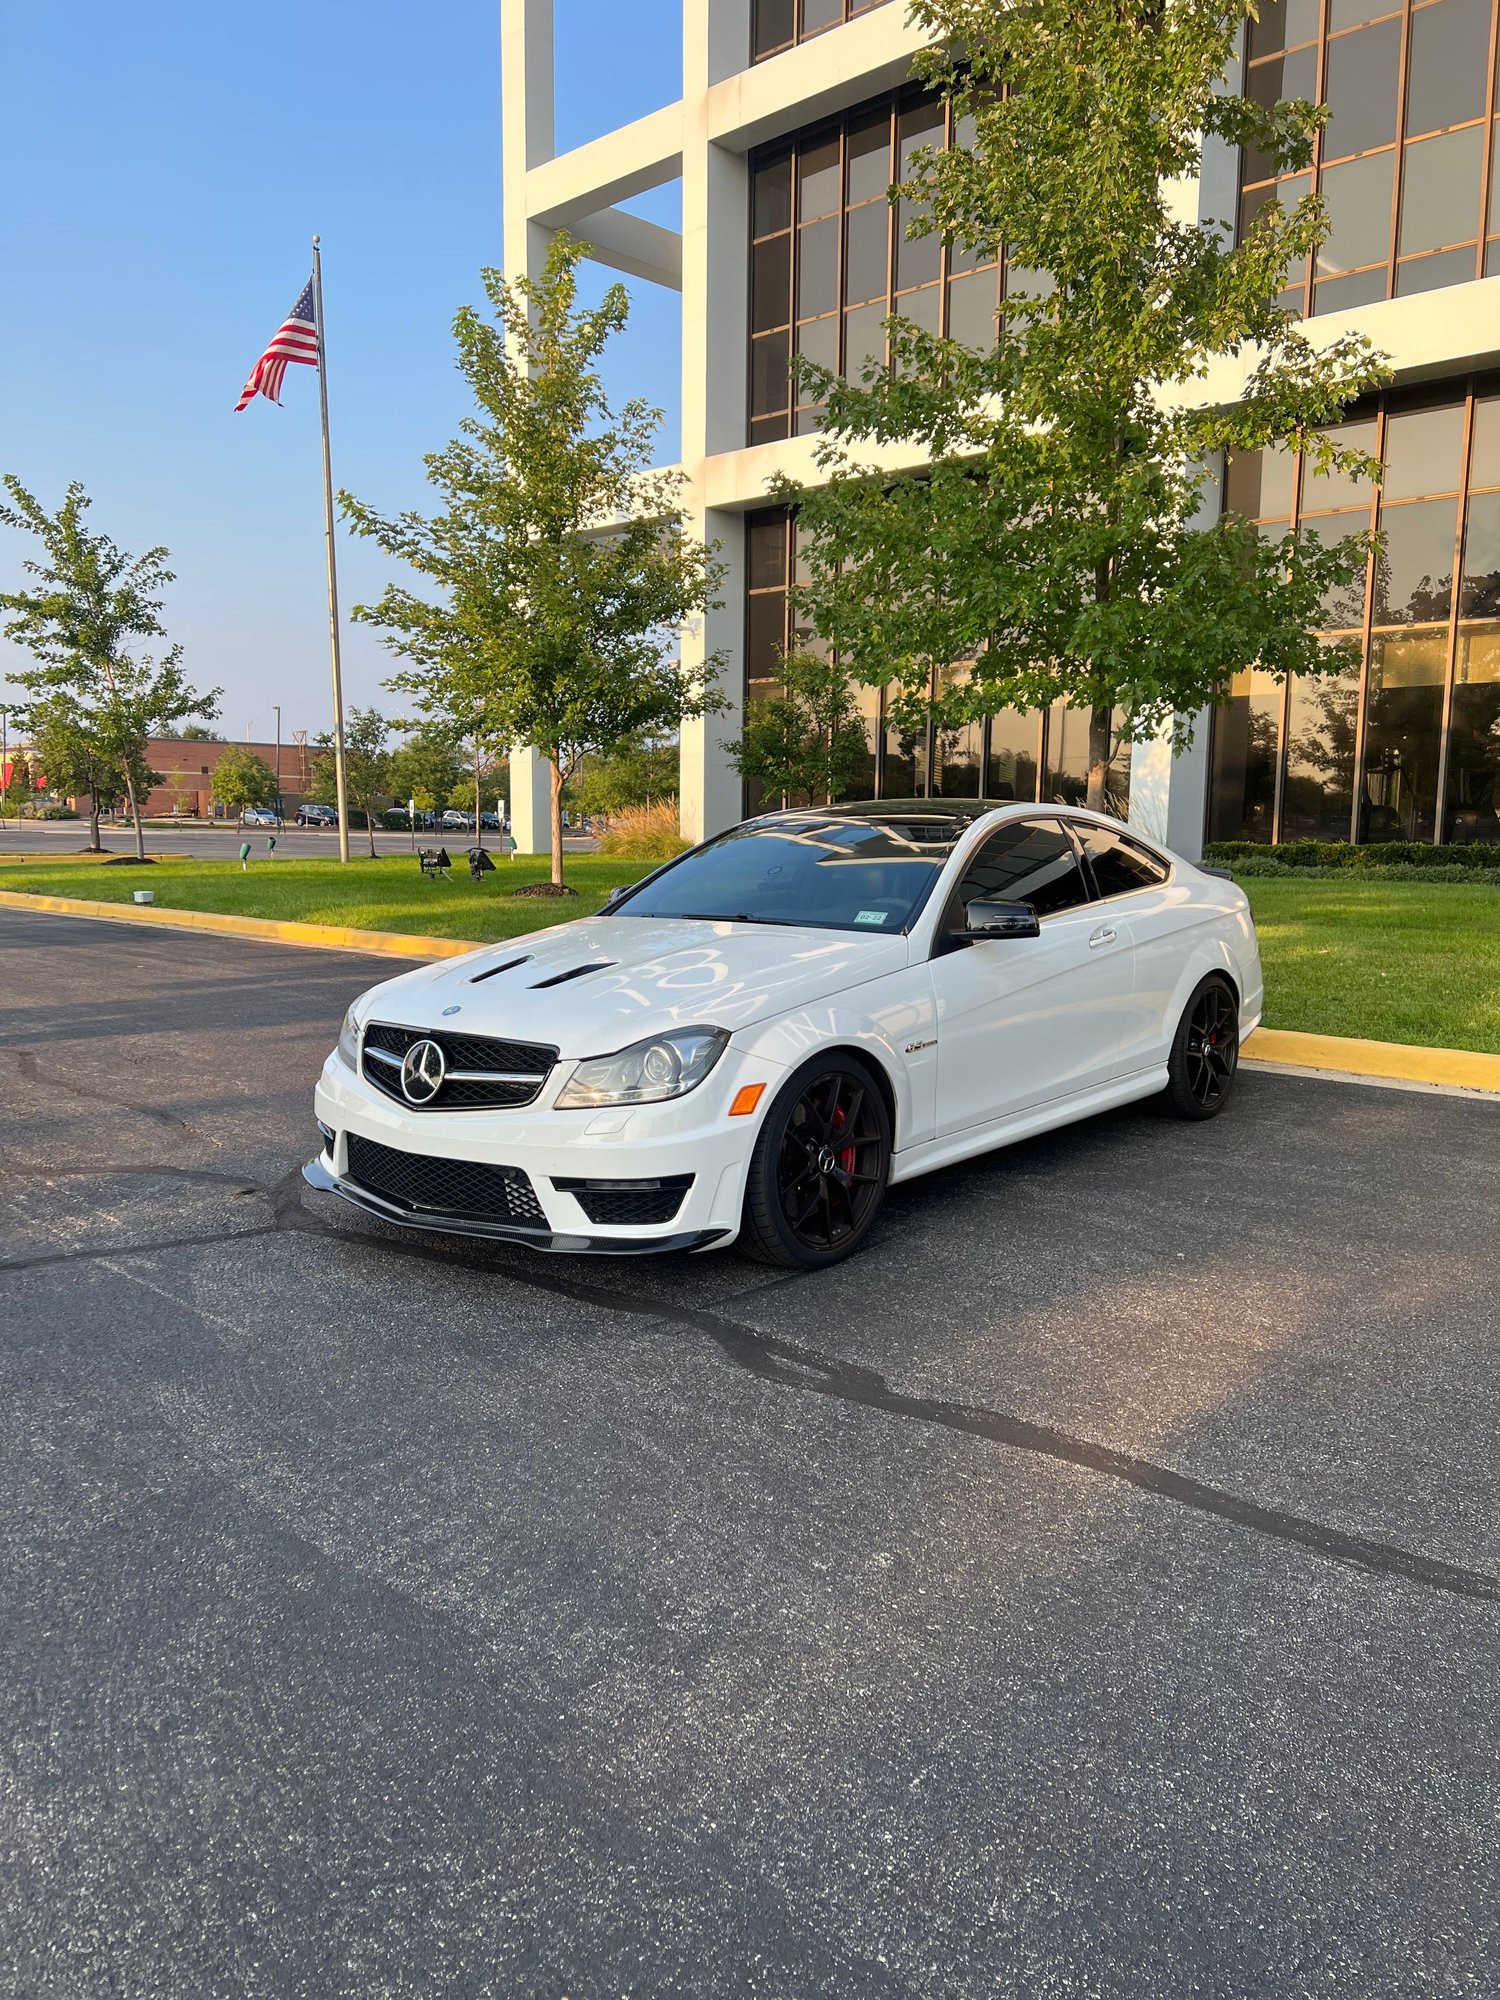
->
[310,1040,783,1256]
[300,1155,730,1255]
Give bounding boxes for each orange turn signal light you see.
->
[729,1082,767,1117]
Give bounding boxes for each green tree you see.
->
[27,699,127,849]
[776,0,1391,810]
[726,652,870,808]
[307,705,390,855]
[211,745,277,818]
[341,234,725,890]
[0,478,220,857]
[573,733,679,819]
[179,724,224,741]
[387,724,464,822]
[1,748,35,814]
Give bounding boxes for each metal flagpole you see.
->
[311,235,350,863]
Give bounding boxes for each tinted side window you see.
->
[1077,825,1170,897]
[949,819,1093,921]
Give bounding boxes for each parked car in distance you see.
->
[440,810,476,833]
[479,812,502,831]
[307,800,1263,1271]
[241,807,281,827]
[297,804,338,828]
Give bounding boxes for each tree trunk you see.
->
[474,738,483,849]
[1088,535,1115,816]
[549,758,565,888]
[366,802,377,859]
[1086,703,1112,814]
[88,800,102,852]
[123,769,146,862]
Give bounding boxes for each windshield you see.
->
[614,813,968,934]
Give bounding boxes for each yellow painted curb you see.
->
[0,888,476,961]
[1243,1025,1500,1095]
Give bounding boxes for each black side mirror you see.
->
[966,898,1040,940]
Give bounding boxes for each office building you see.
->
[503,0,1500,853]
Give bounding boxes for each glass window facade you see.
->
[748,92,1003,443]
[1209,379,1500,844]
[743,507,1132,815]
[1238,0,1500,315]
[751,0,892,64]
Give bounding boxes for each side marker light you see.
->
[729,1083,767,1117]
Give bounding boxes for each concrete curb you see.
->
[5,888,1498,1096]
[0,888,474,962]
[1242,1026,1500,1097]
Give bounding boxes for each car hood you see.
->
[360,915,911,1056]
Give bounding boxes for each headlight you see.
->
[554,1027,729,1109]
[336,1005,361,1070]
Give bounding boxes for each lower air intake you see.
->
[550,1174,693,1226]
[346,1134,545,1226]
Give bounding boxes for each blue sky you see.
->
[0,0,683,743]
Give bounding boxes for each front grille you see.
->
[361,1020,556,1112]
[551,1174,693,1226]
[346,1133,546,1226]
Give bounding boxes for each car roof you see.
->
[744,798,1171,858]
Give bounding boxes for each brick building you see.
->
[77,737,316,819]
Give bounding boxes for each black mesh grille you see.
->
[346,1134,546,1225]
[361,1020,556,1112]
[551,1174,693,1226]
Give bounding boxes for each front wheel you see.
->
[1163,975,1240,1120]
[739,1055,891,1269]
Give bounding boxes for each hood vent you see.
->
[530,960,616,990]
[469,954,532,984]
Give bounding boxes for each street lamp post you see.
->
[273,704,282,821]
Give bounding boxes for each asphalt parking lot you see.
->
[2,905,1497,2000]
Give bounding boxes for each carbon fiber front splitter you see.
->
[300,1155,729,1256]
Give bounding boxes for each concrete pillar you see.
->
[1128,729,1173,847]
[500,0,556,853]
[679,4,752,841]
[509,747,554,853]
[680,505,746,844]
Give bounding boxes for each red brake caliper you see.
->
[831,1104,857,1175]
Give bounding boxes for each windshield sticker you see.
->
[854,910,889,925]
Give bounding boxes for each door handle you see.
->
[1088,926,1118,948]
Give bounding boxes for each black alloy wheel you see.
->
[740,1055,891,1268]
[1164,975,1240,1120]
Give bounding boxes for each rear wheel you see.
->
[1164,976,1240,1120]
[739,1055,891,1269]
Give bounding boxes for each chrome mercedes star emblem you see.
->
[400,1037,446,1104]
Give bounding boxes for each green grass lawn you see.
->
[3,852,1497,1053]
[0,852,652,944]
[1240,877,1500,1053]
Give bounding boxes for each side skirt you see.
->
[887,1068,1170,1186]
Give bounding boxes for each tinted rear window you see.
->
[1076,824,1170,896]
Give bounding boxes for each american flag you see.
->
[234,279,318,412]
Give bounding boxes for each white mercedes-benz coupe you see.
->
[305,800,1262,1269]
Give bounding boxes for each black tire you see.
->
[1163,975,1241,1120]
[738,1054,892,1269]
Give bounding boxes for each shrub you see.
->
[1228,858,1500,883]
[596,797,690,861]
[1204,839,1500,871]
